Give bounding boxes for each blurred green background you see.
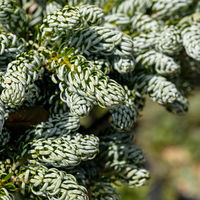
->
[119,90,200,200]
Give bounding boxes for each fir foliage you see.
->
[0,0,199,199]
